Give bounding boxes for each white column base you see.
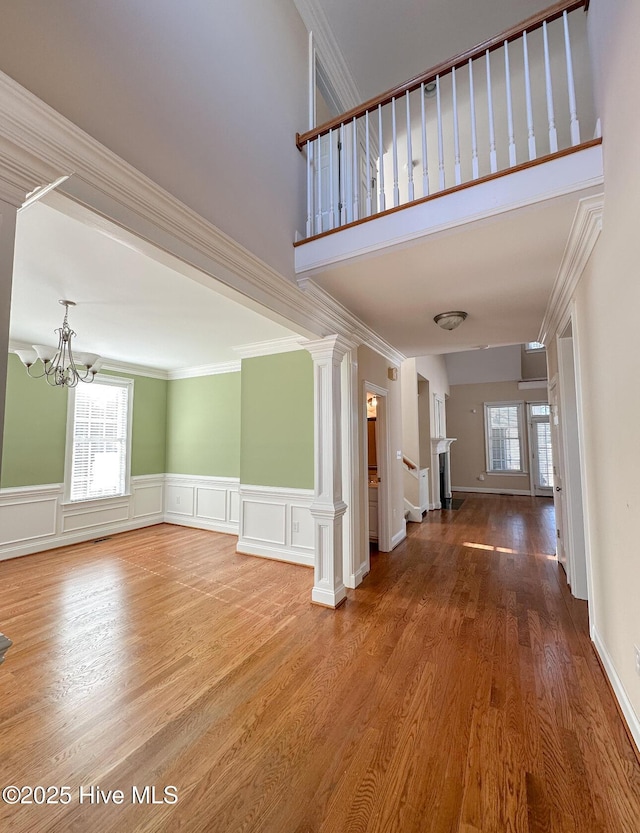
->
[311,586,347,608]
[310,498,348,609]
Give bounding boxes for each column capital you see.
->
[310,499,348,520]
[301,334,357,363]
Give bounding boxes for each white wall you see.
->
[561,0,640,746]
[414,355,450,508]
[0,0,308,280]
[445,345,522,385]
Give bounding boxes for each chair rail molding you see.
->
[0,71,403,369]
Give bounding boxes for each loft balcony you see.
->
[294,0,602,283]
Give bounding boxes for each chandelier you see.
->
[15,300,101,387]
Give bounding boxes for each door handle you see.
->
[555,486,562,492]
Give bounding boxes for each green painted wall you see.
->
[166,372,241,477]
[2,351,313,490]
[1,353,68,487]
[240,351,314,489]
[1,356,168,487]
[105,371,168,476]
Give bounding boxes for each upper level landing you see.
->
[292,1,603,356]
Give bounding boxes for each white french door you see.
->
[528,403,553,496]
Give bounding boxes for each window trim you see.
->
[63,375,134,504]
[484,400,527,475]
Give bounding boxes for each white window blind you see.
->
[485,403,525,473]
[69,380,131,502]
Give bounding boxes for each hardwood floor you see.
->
[1,494,639,832]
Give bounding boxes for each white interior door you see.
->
[548,380,567,574]
[558,331,588,600]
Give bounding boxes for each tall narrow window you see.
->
[66,378,133,502]
[484,402,526,474]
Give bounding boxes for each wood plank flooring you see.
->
[1,493,639,832]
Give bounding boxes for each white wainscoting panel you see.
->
[0,485,59,547]
[165,483,195,517]
[133,482,164,518]
[196,487,227,522]
[0,476,165,561]
[62,500,130,533]
[237,485,314,567]
[164,475,239,535]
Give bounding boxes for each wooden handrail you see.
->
[403,456,418,472]
[296,0,586,149]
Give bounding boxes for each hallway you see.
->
[0,495,639,831]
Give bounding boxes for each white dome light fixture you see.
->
[434,310,468,331]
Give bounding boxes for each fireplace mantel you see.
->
[431,437,457,455]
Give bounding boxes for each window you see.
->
[484,402,526,474]
[529,403,550,417]
[65,377,133,502]
[525,341,545,352]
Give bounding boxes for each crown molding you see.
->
[8,340,170,380]
[293,0,362,112]
[0,71,403,369]
[167,361,241,380]
[99,361,170,380]
[300,280,405,367]
[233,336,305,360]
[539,193,604,344]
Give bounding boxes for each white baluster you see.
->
[306,141,313,238]
[339,123,346,225]
[452,66,461,185]
[315,136,322,234]
[365,110,372,216]
[563,10,581,145]
[391,97,400,206]
[469,58,479,180]
[352,116,359,222]
[328,128,335,229]
[436,75,445,190]
[405,90,414,202]
[378,104,386,212]
[542,21,558,153]
[420,82,429,197]
[504,41,517,167]
[523,30,537,160]
[486,50,497,173]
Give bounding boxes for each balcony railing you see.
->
[296,0,596,242]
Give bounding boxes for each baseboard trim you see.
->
[591,628,640,761]
[345,564,369,590]
[163,514,238,536]
[391,527,407,549]
[452,486,532,496]
[404,500,422,523]
[236,541,313,568]
[0,515,165,561]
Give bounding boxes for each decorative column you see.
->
[304,335,353,608]
[0,193,22,479]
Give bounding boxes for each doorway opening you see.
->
[528,402,553,496]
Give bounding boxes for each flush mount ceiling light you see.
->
[424,81,437,98]
[15,300,102,387]
[434,311,468,331]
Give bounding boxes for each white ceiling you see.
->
[311,0,555,101]
[305,186,603,357]
[10,196,302,373]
